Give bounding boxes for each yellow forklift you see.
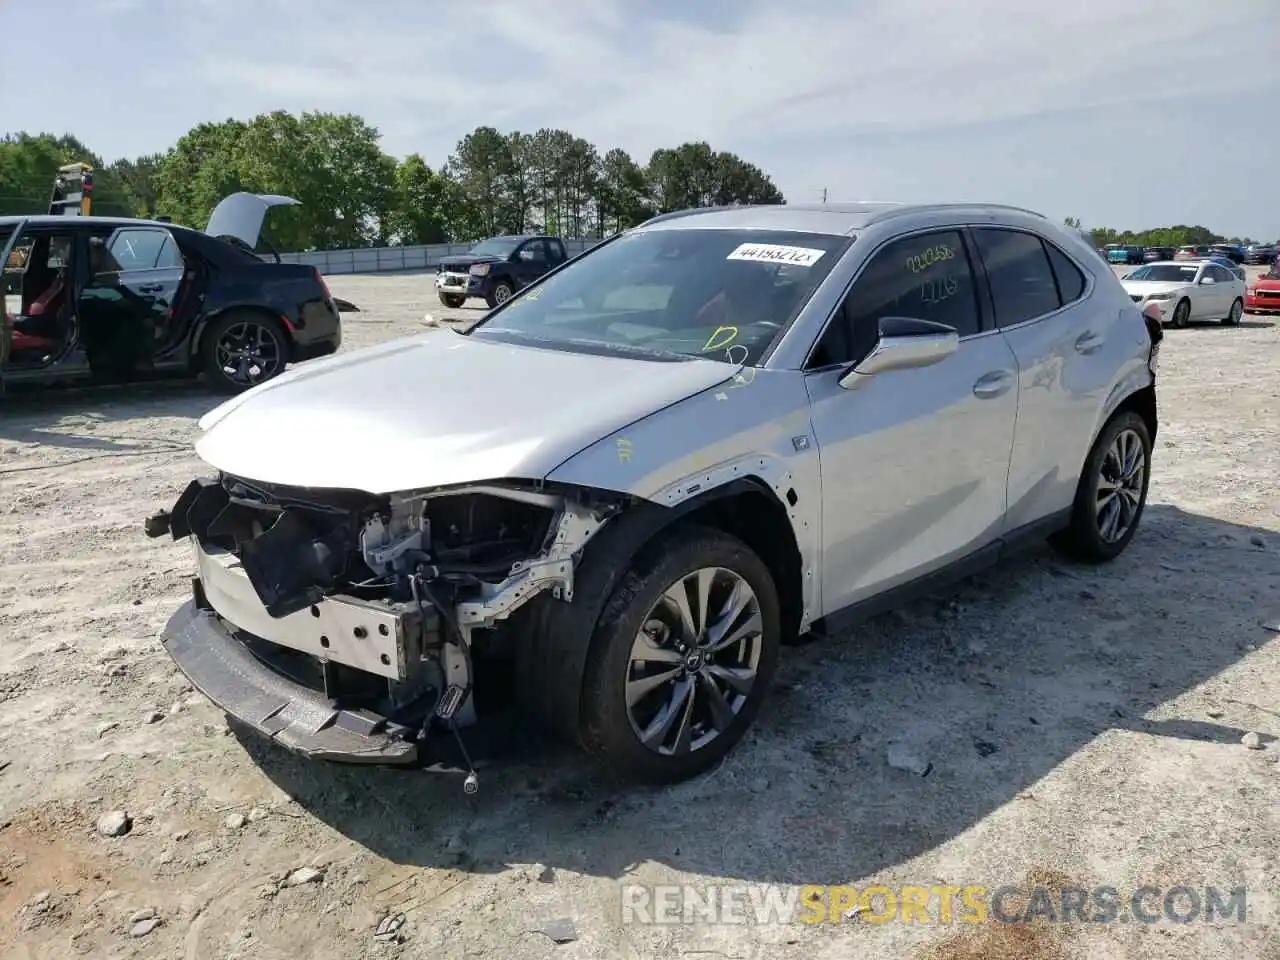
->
[48,162,94,216]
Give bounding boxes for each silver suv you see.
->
[146,202,1161,787]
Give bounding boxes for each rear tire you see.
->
[438,292,465,309]
[1224,298,1243,326]
[1050,411,1152,564]
[577,525,782,784]
[201,311,289,395]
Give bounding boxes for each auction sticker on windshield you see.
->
[726,243,827,266]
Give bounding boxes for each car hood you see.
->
[1253,276,1280,289]
[438,254,501,267]
[1120,280,1190,296]
[194,331,736,494]
[205,193,300,249]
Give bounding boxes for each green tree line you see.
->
[1062,216,1262,248]
[0,114,784,252]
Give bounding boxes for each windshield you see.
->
[466,229,852,364]
[1126,264,1197,282]
[468,238,521,258]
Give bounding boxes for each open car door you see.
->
[0,219,29,383]
[204,193,300,251]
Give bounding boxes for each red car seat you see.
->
[5,274,66,353]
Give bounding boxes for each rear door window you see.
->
[1044,242,1087,304]
[972,228,1062,327]
[102,228,174,273]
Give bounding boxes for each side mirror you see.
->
[839,316,959,388]
[1200,276,1216,285]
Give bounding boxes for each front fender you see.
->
[545,368,824,625]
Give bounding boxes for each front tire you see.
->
[438,292,466,309]
[1169,299,1190,328]
[484,281,514,310]
[578,526,782,784]
[1050,411,1152,563]
[201,311,289,395]
[1224,298,1243,325]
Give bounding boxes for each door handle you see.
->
[1075,330,1104,354]
[138,283,163,294]
[972,370,1013,399]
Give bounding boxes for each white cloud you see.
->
[5,0,1280,234]
[185,0,1277,154]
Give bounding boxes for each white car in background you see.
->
[1120,260,1246,327]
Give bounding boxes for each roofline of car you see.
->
[637,202,1049,238]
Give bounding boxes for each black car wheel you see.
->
[1169,299,1190,328]
[202,312,288,394]
[485,281,514,309]
[438,292,466,309]
[577,525,782,784]
[1050,411,1152,564]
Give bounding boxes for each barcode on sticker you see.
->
[726,243,826,267]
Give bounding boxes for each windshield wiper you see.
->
[559,338,695,362]
[469,328,695,362]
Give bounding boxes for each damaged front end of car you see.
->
[146,472,619,788]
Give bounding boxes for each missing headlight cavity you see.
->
[175,474,614,627]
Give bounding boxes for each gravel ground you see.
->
[2,267,1279,960]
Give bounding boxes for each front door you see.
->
[803,228,1020,614]
[0,222,23,379]
[512,239,550,289]
[79,225,184,374]
[1,223,88,376]
[1205,264,1236,318]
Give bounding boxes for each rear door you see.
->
[972,226,1111,529]
[79,225,185,372]
[512,239,551,288]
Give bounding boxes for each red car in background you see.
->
[1245,255,1280,314]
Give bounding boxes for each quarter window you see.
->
[1044,241,1086,304]
[972,228,1061,327]
[155,234,184,270]
[808,230,980,369]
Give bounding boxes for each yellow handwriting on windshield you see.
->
[905,245,956,274]
[702,326,739,351]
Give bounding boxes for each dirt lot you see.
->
[2,267,1279,960]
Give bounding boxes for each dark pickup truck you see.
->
[435,234,569,309]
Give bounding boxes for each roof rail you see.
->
[638,204,770,227]
[861,202,1047,227]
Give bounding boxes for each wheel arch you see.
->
[515,476,805,742]
[191,305,295,367]
[1114,384,1157,444]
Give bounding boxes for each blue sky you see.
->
[4,0,1279,239]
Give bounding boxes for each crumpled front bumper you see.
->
[162,591,421,765]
